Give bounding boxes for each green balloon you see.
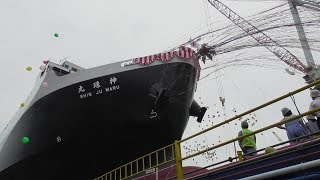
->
[22,137,29,144]
[54,33,59,37]
[26,66,32,71]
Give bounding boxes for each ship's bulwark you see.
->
[0,62,197,179]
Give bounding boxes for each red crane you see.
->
[206,0,308,73]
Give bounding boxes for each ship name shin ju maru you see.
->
[0,46,207,179]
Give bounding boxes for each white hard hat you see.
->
[310,89,320,98]
[281,107,291,116]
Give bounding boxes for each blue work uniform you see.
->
[281,114,306,141]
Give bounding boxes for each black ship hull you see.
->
[0,62,198,179]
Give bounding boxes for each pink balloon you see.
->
[42,82,48,87]
[39,65,46,71]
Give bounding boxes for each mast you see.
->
[288,0,315,68]
[289,0,320,83]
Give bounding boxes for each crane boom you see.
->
[207,0,307,73]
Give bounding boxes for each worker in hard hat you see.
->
[309,89,320,130]
[278,107,307,144]
[305,115,319,135]
[238,121,257,158]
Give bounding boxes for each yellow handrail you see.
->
[94,79,320,180]
[181,107,320,161]
[95,143,175,180]
[181,79,320,143]
[175,141,183,180]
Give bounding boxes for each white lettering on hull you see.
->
[78,77,120,100]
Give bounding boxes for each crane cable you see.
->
[290,95,312,134]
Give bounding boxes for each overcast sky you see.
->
[0,0,319,166]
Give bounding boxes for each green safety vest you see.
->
[242,129,256,148]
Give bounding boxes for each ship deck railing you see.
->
[177,131,320,180]
[95,143,177,180]
[94,79,320,180]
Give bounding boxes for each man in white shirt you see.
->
[305,115,319,134]
[309,89,320,130]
